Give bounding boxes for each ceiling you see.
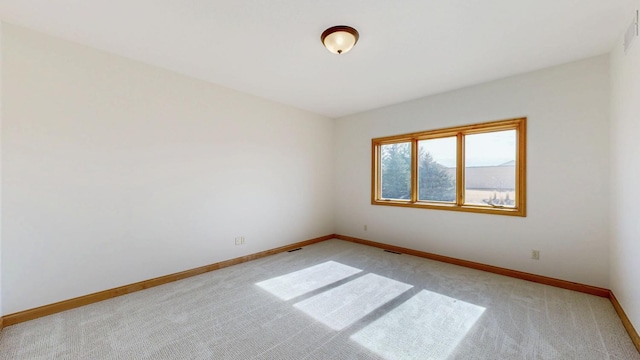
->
[0,0,633,118]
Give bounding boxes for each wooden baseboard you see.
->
[610,291,640,352]
[334,234,610,298]
[1,234,335,327]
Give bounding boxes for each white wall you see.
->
[610,1,640,334]
[1,24,334,314]
[334,55,611,288]
[0,21,3,319]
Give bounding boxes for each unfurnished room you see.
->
[0,1,639,359]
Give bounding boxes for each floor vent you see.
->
[384,249,402,255]
[287,248,303,253]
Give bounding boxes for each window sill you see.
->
[371,199,526,217]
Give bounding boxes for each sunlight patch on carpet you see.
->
[255,260,362,300]
[351,289,485,360]
[293,273,412,330]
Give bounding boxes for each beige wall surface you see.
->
[610,0,640,338]
[334,55,611,288]
[1,24,334,314]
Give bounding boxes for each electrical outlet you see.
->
[235,237,243,245]
[531,250,540,260]
[364,224,368,231]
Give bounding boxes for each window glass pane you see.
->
[417,137,456,202]
[380,142,411,200]
[464,130,516,207]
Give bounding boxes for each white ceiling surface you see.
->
[0,0,632,118]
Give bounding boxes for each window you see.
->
[372,118,526,216]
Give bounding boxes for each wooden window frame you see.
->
[371,117,526,217]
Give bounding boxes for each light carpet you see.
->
[0,239,638,359]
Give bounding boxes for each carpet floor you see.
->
[0,239,638,359]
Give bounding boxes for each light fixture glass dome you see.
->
[321,26,359,55]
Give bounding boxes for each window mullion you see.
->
[456,132,464,206]
[411,138,418,203]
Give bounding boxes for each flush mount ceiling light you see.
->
[321,25,359,55]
